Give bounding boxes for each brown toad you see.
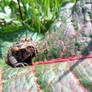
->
[5,37,38,67]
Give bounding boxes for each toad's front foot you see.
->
[14,62,28,68]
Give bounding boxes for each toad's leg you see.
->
[15,62,28,67]
[8,56,24,67]
[8,56,18,67]
[8,56,29,67]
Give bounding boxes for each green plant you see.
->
[0,0,75,34]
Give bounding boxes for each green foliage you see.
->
[0,0,75,34]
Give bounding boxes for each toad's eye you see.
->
[26,46,34,53]
[27,46,33,49]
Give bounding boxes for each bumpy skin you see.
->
[5,37,38,67]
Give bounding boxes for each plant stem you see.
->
[17,0,24,26]
[17,0,28,38]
